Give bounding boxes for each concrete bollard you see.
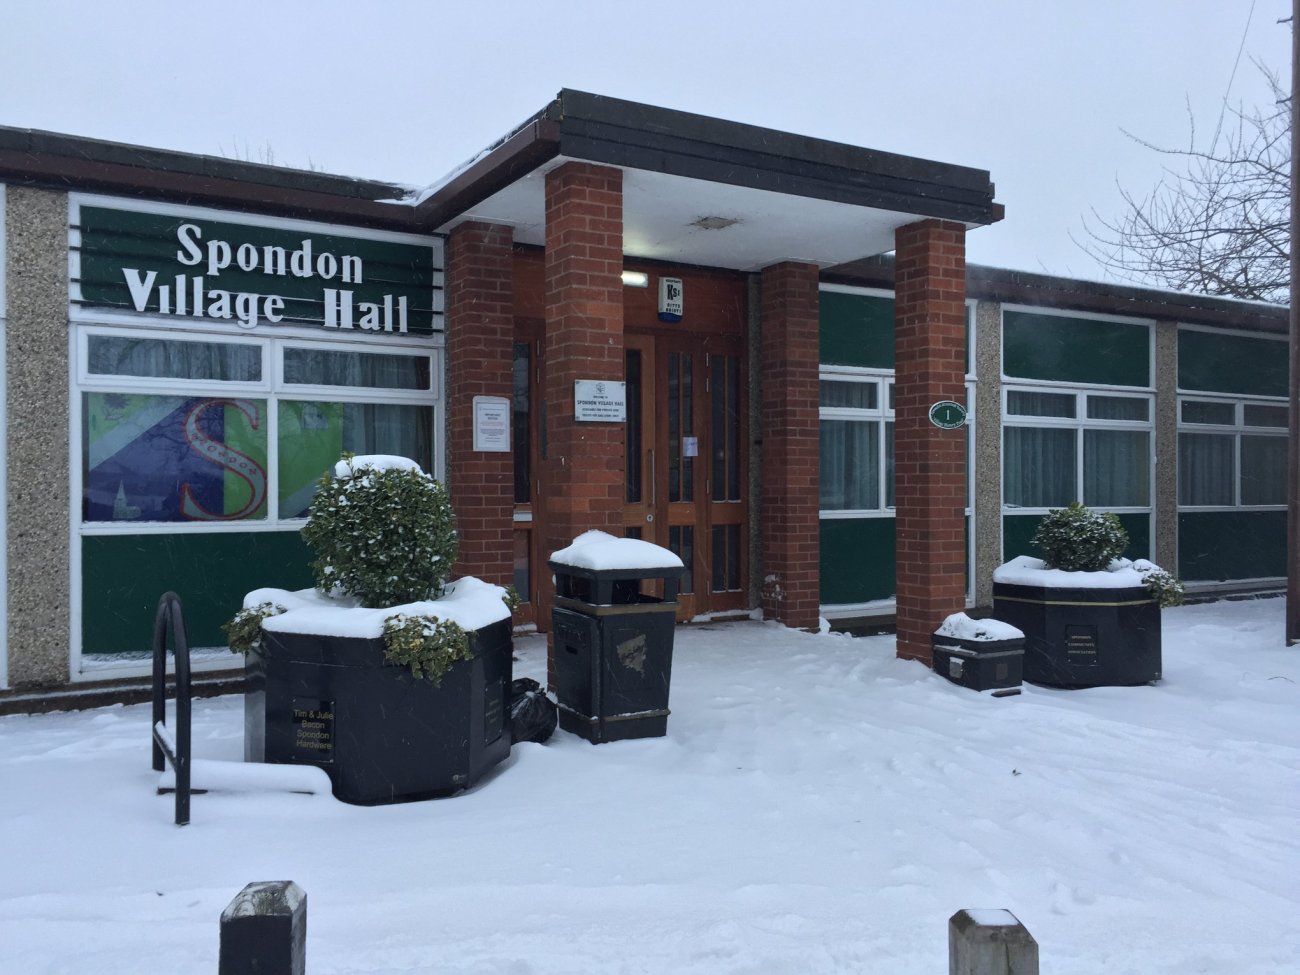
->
[219,881,307,975]
[949,909,1038,975]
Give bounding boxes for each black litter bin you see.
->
[549,561,685,743]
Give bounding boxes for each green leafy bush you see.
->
[222,601,284,655]
[1032,501,1129,571]
[381,613,471,685]
[302,458,458,608]
[1136,563,1186,608]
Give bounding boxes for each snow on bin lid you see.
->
[936,612,1023,642]
[550,530,684,571]
[333,454,426,479]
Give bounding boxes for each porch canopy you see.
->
[418,89,1003,269]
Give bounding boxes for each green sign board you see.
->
[928,400,967,429]
[73,202,441,335]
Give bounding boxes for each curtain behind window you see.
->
[1004,427,1075,507]
[820,419,879,510]
[1084,430,1149,506]
[1241,435,1286,505]
[1178,433,1234,506]
[88,335,261,382]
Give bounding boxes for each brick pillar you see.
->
[446,221,515,587]
[759,261,821,630]
[542,163,625,674]
[894,219,968,663]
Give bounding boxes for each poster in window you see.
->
[83,393,268,522]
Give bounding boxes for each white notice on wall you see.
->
[472,396,511,452]
[574,380,627,422]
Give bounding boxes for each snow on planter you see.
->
[247,577,513,640]
[991,555,1163,688]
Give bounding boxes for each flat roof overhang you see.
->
[0,127,421,232]
[0,90,1001,271]
[422,89,1003,271]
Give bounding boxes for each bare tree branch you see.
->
[1077,62,1290,304]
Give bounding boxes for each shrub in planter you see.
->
[302,455,458,607]
[1032,501,1129,572]
[228,454,513,804]
[994,502,1184,687]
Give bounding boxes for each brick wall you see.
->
[894,219,968,663]
[759,261,821,629]
[541,163,626,640]
[446,221,515,586]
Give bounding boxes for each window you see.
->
[819,373,893,514]
[1179,397,1287,508]
[1003,388,1152,510]
[79,326,439,526]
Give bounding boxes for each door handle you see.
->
[649,448,656,507]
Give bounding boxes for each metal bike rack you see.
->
[151,591,192,826]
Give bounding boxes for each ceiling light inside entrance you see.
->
[690,215,741,231]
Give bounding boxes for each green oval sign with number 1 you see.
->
[928,400,967,430]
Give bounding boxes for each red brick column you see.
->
[542,163,625,667]
[446,221,515,586]
[759,261,821,630]
[894,219,968,663]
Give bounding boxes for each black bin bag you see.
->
[509,678,557,744]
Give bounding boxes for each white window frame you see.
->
[1176,394,1288,511]
[818,366,894,519]
[75,323,442,536]
[1001,382,1155,516]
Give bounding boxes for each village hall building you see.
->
[0,90,1288,706]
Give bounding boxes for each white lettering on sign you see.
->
[110,222,416,335]
[175,224,364,283]
[120,270,409,333]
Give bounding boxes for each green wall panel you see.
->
[82,530,313,655]
[820,292,895,369]
[1178,510,1287,581]
[1003,312,1150,387]
[77,204,438,334]
[1002,512,1150,565]
[819,292,972,372]
[1177,329,1288,397]
[819,518,896,604]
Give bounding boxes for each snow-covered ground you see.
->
[1,598,1296,974]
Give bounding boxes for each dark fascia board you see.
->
[414,112,562,228]
[0,126,422,231]
[550,90,1003,226]
[417,89,1004,230]
[824,255,1289,334]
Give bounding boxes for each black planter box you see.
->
[992,580,1161,688]
[931,634,1024,691]
[244,618,512,804]
[549,561,684,744]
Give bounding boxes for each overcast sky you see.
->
[2,0,1290,282]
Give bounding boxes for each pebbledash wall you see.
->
[0,114,1289,695]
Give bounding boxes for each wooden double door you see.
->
[622,332,747,620]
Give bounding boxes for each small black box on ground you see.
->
[931,634,1024,692]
